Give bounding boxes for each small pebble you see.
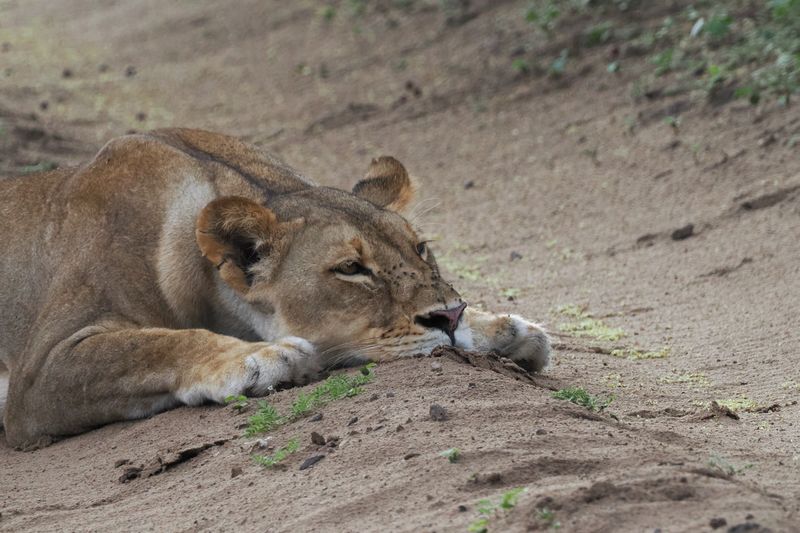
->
[125,65,137,77]
[230,466,243,478]
[347,416,358,426]
[62,68,73,78]
[310,431,326,446]
[310,413,323,422]
[671,223,694,241]
[464,180,475,189]
[536,429,547,435]
[510,251,523,261]
[404,452,420,460]
[430,404,448,421]
[709,517,727,529]
[430,361,442,372]
[299,455,325,471]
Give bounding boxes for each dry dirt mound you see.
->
[0,351,790,532]
[1,0,799,531]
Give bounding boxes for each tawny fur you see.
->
[0,128,550,449]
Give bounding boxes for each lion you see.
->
[0,128,550,449]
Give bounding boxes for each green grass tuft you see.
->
[252,438,299,467]
[243,363,376,437]
[552,386,613,411]
[439,447,461,463]
[468,487,528,532]
[244,401,284,437]
[290,363,375,418]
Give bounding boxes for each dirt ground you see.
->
[1,1,799,531]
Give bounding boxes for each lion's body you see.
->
[0,129,550,449]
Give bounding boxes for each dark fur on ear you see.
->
[352,156,415,213]
[196,196,299,293]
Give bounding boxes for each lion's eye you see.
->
[416,242,428,259]
[334,261,370,276]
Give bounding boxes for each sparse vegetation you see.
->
[707,454,754,476]
[291,362,375,418]
[555,304,626,342]
[659,372,710,386]
[439,447,461,463]
[713,397,759,413]
[518,0,800,104]
[536,507,562,530]
[553,386,613,411]
[245,401,284,437]
[252,438,300,467]
[468,487,527,532]
[16,161,57,174]
[610,346,670,360]
[224,394,249,411]
[244,363,376,437]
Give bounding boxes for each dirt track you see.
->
[1,1,799,532]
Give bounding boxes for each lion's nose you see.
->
[414,302,467,345]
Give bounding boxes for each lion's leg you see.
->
[4,327,318,449]
[463,308,551,372]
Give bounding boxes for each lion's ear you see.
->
[195,196,301,293]
[352,156,415,214]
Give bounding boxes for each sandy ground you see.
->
[1,1,799,531]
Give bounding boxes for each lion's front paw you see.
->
[500,315,551,373]
[467,308,551,372]
[243,336,321,395]
[176,337,321,405]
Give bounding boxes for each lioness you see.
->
[0,128,550,449]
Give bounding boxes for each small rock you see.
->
[347,416,358,426]
[135,112,147,122]
[727,523,769,533]
[430,404,448,421]
[464,180,475,189]
[758,133,776,147]
[430,361,443,372]
[114,459,130,468]
[39,101,49,111]
[326,436,340,448]
[510,251,523,261]
[386,391,395,398]
[230,466,243,478]
[396,424,404,432]
[458,504,468,512]
[310,431,326,446]
[403,452,420,460]
[310,413,323,422]
[61,68,73,78]
[125,65,137,77]
[250,438,272,451]
[536,429,547,435]
[118,466,142,483]
[709,517,727,529]
[369,393,379,401]
[671,223,694,241]
[299,455,325,471]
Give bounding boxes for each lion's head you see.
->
[195,156,468,363]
